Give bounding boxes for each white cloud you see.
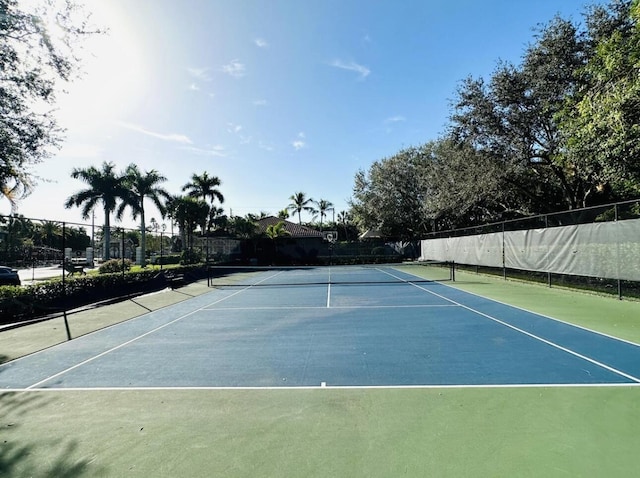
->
[118,122,193,144]
[292,132,306,150]
[330,59,370,79]
[227,122,252,144]
[259,141,274,151]
[227,123,243,134]
[253,99,268,106]
[189,83,200,91]
[221,59,246,78]
[58,142,104,159]
[255,38,268,48]
[385,115,406,123]
[181,145,226,157]
[187,67,212,82]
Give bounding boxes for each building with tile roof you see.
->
[255,217,323,238]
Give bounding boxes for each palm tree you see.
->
[265,221,291,262]
[229,216,257,239]
[65,161,129,260]
[170,195,209,251]
[337,210,352,241]
[118,164,171,266]
[36,220,64,249]
[265,221,291,240]
[277,209,290,220]
[246,211,270,221]
[287,192,315,225]
[208,206,226,233]
[1,177,32,215]
[315,199,334,231]
[2,214,34,259]
[182,172,224,233]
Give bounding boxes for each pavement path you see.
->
[17,265,64,284]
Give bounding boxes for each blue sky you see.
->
[9,0,595,228]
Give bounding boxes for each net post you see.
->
[618,279,622,300]
[451,261,455,282]
[63,310,72,341]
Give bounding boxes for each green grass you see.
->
[2,269,640,476]
[2,387,639,477]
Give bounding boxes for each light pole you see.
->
[160,223,166,269]
[150,218,159,268]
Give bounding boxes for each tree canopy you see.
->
[64,161,129,259]
[351,0,640,236]
[0,0,96,210]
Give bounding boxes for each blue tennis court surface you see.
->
[1,265,640,390]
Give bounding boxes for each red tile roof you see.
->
[256,217,323,238]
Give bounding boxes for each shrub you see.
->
[0,264,213,325]
[180,249,202,265]
[153,254,181,265]
[99,259,132,274]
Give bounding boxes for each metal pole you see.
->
[62,222,66,286]
[63,310,72,341]
[502,222,506,280]
[121,229,125,279]
[91,209,95,251]
[545,215,551,288]
[615,204,622,299]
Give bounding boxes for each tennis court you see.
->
[2,265,640,477]
[2,264,639,390]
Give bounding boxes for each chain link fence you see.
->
[420,199,640,299]
[0,214,251,270]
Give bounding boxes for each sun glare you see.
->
[55,1,148,132]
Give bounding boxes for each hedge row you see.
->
[0,264,208,325]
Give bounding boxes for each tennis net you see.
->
[207,262,454,288]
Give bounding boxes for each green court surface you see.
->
[2,387,638,477]
[1,270,640,476]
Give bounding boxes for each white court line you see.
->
[3,382,640,393]
[379,268,640,384]
[391,265,640,349]
[443,279,640,349]
[24,277,279,390]
[202,304,458,311]
[327,267,331,308]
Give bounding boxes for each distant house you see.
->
[255,216,323,238]
[253,216,324,264]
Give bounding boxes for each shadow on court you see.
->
[0,390,106,477]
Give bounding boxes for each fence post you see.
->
[545,215,551,288]
[62,222,66,286]
[121,229,125,279]
[502,222,506,280]
[615,204,622,299]
[63,310,72,341]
